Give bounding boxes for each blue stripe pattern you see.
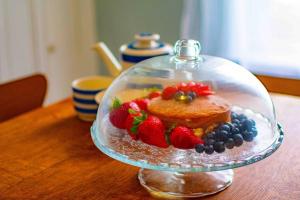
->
[73,97,96,104]
[75,106,98,114]
[121,53,169,63]
[139,32,152,36]
[72,88,100,114]
[127,42,165,50]
[72,87,103,95]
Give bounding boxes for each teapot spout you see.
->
[92,42,122,77]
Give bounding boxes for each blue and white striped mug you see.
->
[71,76,113,121]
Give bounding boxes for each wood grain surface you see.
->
[0,94,299,200]
[256,74,300,96]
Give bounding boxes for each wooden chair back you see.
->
[0,74,47,122]
[256,74,300,96]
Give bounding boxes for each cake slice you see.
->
[148,95,231,129]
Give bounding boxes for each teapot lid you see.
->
[120,32,173,64]
[128,32,164,49]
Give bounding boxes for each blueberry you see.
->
[249,119,256,126]
[232,119,240,124]
[233,134,243,147]
[195,144,205,153]
[205,139,215,146]
[202,133,211,141]
[238,114,247,121]
[243,131,254,142]
[206,131,216,139]
[226,132,233,139]
[184,95,193,103]
[205,145,214,154]
[231,112,238,119]
[174,91,185,100]
[242,119,254,131]
[239,121,247,131]
[213,141,225,153]
[219,124,231,132]
[232,121,242,130]
[232,127,240,135]
[225,138,235,149]
[225,122,233,130]
[187,91,197,99]
[220,130,229,136]
[251,128,258,137]
[215,130,228,142]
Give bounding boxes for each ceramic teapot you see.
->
[93,32,173,77]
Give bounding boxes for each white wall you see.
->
[0,0,37,81]
[94,0,182,76]
[0,0,99,104]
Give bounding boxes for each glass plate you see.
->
[91,107,284,172]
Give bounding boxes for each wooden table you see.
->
[0,94,299,200]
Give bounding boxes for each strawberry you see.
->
[109,98,140,129]
[187,81,196,88]
[191,83,214,96]
[170,126,204,149]
[125,110,146,140]
[138,115,169,148]
[177,82,189,93]
[162,86,178,100]
[133,98,150,111]
[148,91,161,99]
[196,82,210,90]
[196,90,214,96]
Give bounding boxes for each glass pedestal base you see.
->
[138,168,233,199]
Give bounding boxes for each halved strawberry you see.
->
[170,126,204,149]
[148,91,161,99]
[196,90,214,96]
[138,115,169,148]
[191,83,213,96]
[133,98,150,111]
[196,82,210,90]
[162,86,178,100]
[177,82,189,93]
[109,98,140,129]
[187,81,196,88]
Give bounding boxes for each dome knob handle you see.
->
[174,39,202,61]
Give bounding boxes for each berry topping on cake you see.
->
[133,98,150,111]
[177,82,190,93]
[162,86,178,100]
[160,81,214,103]
[187,81,196,88]
[148,91,161,99]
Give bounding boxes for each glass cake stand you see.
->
[91,110,283,198]
[90,39,284,198]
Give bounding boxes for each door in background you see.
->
[0,0,98,104]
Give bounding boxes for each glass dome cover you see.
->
[91,39,283,172]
